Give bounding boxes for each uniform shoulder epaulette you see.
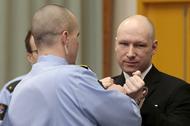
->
[80,65,89,70]
[6,80,21,93]
[0,103,8,120]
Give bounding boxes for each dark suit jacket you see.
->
[112,65,190,126]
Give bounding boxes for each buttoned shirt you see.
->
[3,55,141,126]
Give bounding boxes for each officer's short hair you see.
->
[31,4,75,48]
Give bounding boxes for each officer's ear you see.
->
[61,31,69,54]
[26,53,35,64]
[61,31,69,45]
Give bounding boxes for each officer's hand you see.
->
[100,77,126,93]
[99,77,114,89]
[107,84,126,94]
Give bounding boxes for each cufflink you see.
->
[154,104,159,108]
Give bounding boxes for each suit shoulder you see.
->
[159,72,189,89]
[160,72,188,83]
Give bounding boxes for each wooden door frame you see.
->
[103,0,113,77]
[138,0,190,14]
[138,0,190,82]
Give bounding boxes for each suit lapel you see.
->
[144,66,161,98]
[112,73,125,86]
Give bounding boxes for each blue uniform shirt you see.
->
[0,75,24,125]
[3,55,141,126]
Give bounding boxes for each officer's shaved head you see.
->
[32,4,76,48]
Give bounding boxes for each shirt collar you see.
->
[123,64,152,80]
[37,55,68,65]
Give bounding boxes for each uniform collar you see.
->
[37,55,68,65]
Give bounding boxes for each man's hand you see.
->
[100,71,148,107]
[124,71,148,107]
[124,70,144,94]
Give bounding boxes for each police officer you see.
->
[3,4,144,126]
[0,30,38,125]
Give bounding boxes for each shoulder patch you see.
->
[80,65,89,70]
[6,80,21,93]
[0,103,8,120]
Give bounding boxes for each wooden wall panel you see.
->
[103,0,113,77]
[138,0,190,83]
